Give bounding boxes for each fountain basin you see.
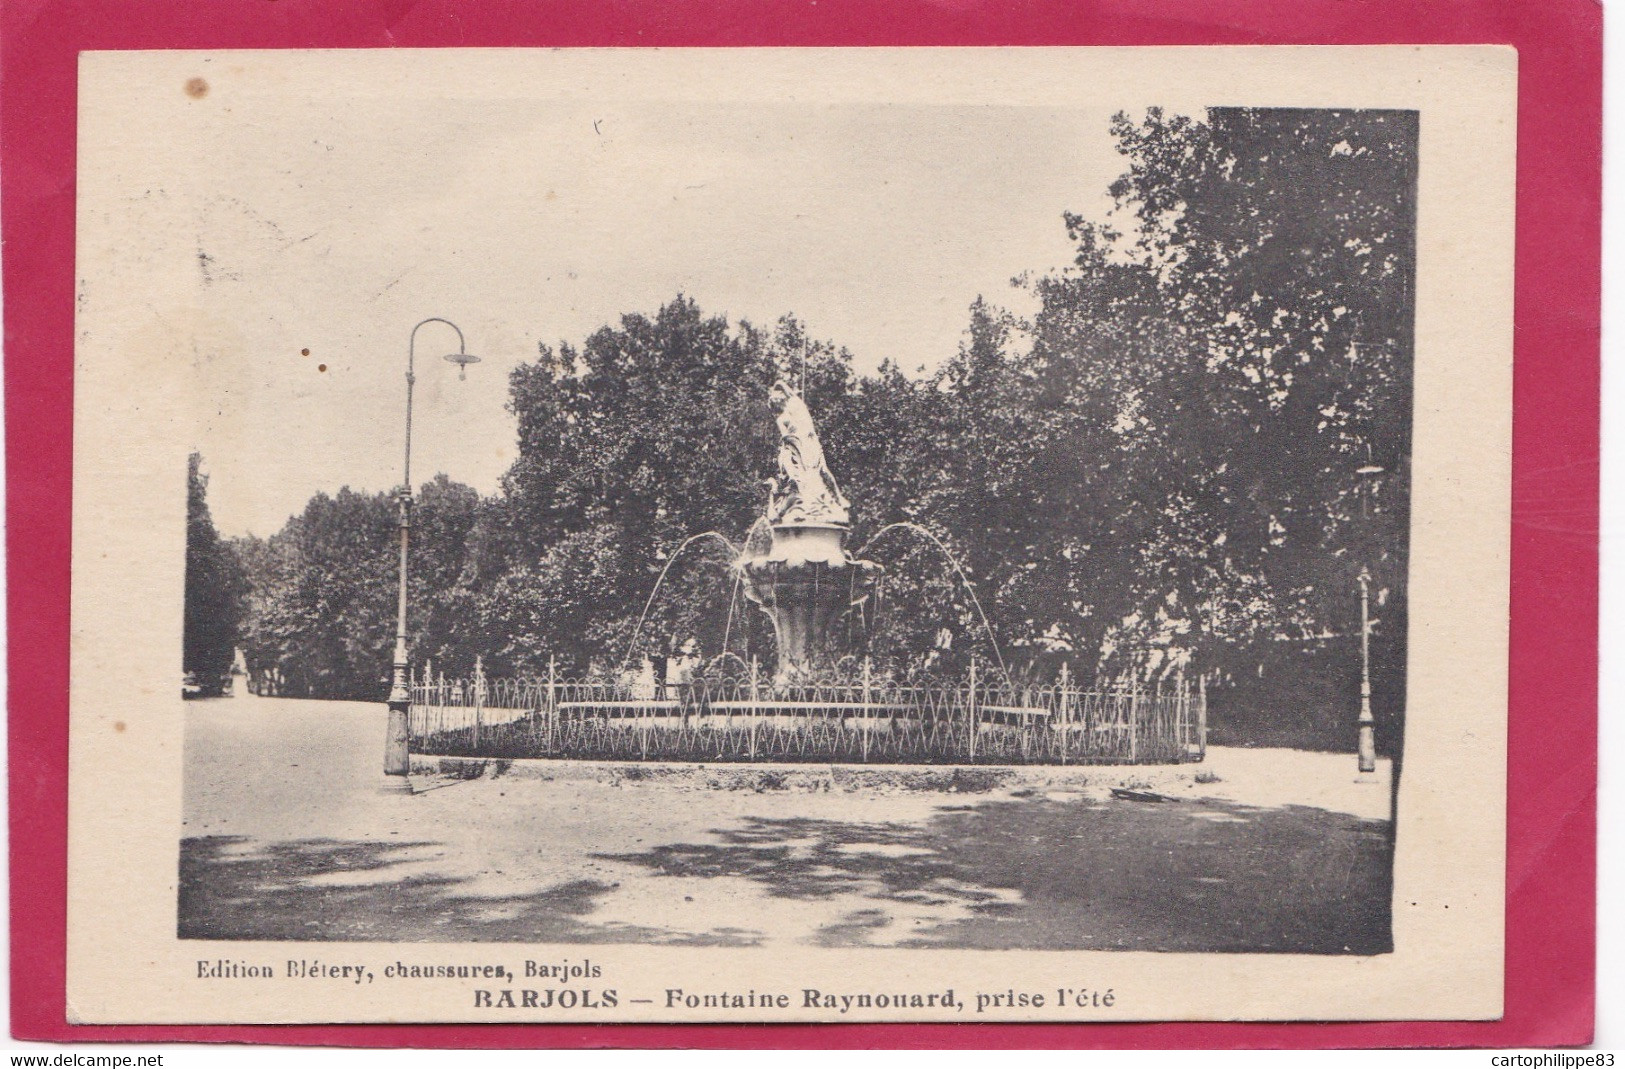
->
[760,523,849,566]
[739,522,879,678]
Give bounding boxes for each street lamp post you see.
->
[383,317,480,792]
[1354,457,1384,776]
[1356,567,1377,774]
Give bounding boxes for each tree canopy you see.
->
[184,453,247,694]
[230,107,1415,750]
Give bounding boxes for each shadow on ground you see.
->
[596,795,1394,953]
[178,836,756,945]
[180,794,1391,952]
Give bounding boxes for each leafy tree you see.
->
[1018,106,1417,747]
[406,474,483,676]
[495,298,783,675]
[490,301,984,680]
[232,531,301,695]
[234,478,480,699]
[184,453,247,694]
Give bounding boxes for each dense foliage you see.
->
[231,108,1415,750]
[184,453,247,694]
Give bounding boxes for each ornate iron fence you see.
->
[408,661,1205,766]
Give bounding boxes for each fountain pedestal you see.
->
[739,523,878,679]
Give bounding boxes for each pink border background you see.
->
[2,0,1600,1048]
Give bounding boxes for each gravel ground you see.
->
[181,693,1395,953]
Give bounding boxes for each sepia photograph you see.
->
[65,47,1514,1023]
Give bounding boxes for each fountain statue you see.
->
[739,381,880,679]
[766,382,851,526]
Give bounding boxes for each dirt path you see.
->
[181,694,1393,952]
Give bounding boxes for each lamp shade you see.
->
[443,352,481,379]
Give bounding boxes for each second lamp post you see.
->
[383,317,480,791]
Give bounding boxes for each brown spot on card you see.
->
[184,77,209,99]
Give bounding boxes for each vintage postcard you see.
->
[65,45,1514,1024]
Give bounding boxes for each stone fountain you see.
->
[738,381,880,680]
